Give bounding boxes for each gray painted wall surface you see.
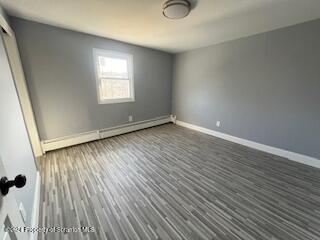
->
[173,19,320,159]
[12,17,173,140]
[0,33,37,226]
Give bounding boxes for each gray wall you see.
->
[0,32,37,226]
[173,19,320,159]
[12,17,173,140]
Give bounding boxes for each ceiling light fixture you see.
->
[162,0,191,19]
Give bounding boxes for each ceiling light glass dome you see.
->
[162,0,191,19]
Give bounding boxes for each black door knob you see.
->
[0,174,26,196]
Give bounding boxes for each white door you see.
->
[0,30,29,240]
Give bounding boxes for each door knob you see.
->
[0,174,26,196]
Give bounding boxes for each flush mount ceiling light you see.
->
[162,0,191,19]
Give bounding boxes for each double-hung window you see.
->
[93,49,134,104]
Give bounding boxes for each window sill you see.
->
[98,98,135,104]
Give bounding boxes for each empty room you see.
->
[0,0,320,239]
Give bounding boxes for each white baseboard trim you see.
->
[42,116,171,152]
[30,171,41,240]
[176,120,320,169]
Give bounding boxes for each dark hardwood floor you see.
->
[38,123,320,240]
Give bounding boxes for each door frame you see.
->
[0,6,43,157]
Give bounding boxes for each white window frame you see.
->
[93,48,135,104]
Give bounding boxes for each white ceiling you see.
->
[1,0,320,53]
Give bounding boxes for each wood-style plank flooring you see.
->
[38,123,320,240]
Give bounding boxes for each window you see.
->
[93,49,134,104]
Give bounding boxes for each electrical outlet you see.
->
[129,115,133,122]
[19,203,27,223]
[216,121,221,127]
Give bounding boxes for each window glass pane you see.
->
[98,56,128,79]
[94,49,134,103]
[100,79,130,100]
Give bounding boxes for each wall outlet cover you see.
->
[216,121,221,127]
[129,116,133,122]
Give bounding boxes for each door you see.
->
[0,30,29,240]
[0,160,28,240]
[2,29,43,158]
